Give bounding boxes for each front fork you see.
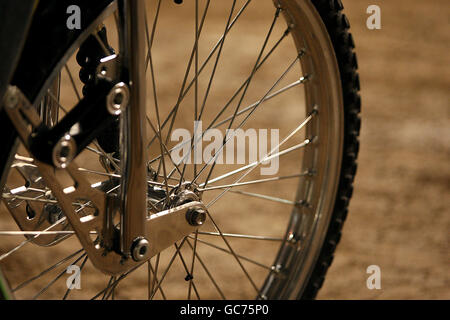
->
[117,0,148,259]
[2,0,208,276]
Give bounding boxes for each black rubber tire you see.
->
[300,0,361,299]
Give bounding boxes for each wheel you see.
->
[0,0,360,299]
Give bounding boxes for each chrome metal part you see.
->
[117,0,148,257]
[106,82,129,115]
[52,134,77,168]
[186,206,206,226]
[131,237,150,261]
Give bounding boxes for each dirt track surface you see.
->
[0,0,448,299]
[318,0,449,299]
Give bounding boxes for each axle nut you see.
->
[131,237,150,261]
[186,207,206,226]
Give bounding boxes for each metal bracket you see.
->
[2,85,207,275]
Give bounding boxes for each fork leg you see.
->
[118,0,148,258]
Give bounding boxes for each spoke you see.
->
[228,190,303,206]
[102,276,115,300]
[145,116,183,179]
[99,261,146,300]
[199,172,310,191]
[0,217,67,262]
[197,231,284,242]
[178,0,237,185]
[187,230,198,300]
[64,64,81,101]
[32,252,87,299]
[12,249,84,292]
[147,0,251,151]
[206,139,312,208]
[202,6,282,187]
[190,236,273,271]
[144,0,162,72]
[2,193,95,208]
[62,254,88,300]
[160,27,292,178]
[148,259,166,300]
[186,239,226,300]
[192,53,305,185]
[174,242,201,300]
[156,0,211,155]
[149,237,187,299]
[214,76,309,128]
[201,139,311,187]
[193,0,199,178]
[47,90,69,114]
[145,12,171,200]
[197,0,237,120]
[0,231,96,236]
[2,194,57,204]
[201,211,259,293]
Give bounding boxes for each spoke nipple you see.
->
[306,169,317,177]
[287,232,301,248]
[131,237,150,261]
[298,49,306,58]
[302,74,312,83]
[271,264,283,274]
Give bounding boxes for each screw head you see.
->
[131,237,150,261]
[186,207,206,226]
[106,82,129,115]
[52,134,77,168]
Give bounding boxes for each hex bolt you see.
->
[52,134,77,168]
[131,237,150,261]
[106,82,130,115]
[186,207,207,226]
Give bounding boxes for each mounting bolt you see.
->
[186,206,206,226]
[4,86,19,109]
[106,82,129,115]
[44,203,64,224]
[52,134,77,168]
[131,237,150,261]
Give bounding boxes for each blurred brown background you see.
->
[317,0,449,299]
